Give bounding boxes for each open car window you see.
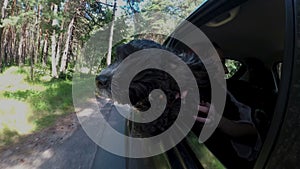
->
[225,59,243,79]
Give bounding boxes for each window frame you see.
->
[254,0,297,168]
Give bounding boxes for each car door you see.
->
[255,0,300,168]
[166,0,299,168]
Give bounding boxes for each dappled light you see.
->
[0,99,34,135]
[0,67,45,92]
[0,66,74,147]
[0,148,55,169]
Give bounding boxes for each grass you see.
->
[0,66,75,146]
[186,132,226,169]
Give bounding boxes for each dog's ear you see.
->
[116,43,135,61]
[116,39,165,61]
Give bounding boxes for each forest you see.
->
[0,0,202,78]
[0,0,203,146]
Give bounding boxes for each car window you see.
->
[274,62,283,81]
[186,132,226,169]
[225,59,242,79]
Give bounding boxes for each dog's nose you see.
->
[96,75,109,87]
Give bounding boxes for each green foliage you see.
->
[32,64,50,81]
[0,127,19,146]
[1,67,74,133]
[141,0,203,18]
[117,0,205,43]
[34,114,62,131]
[225,59,242,79]
[1,2,36,28]
[0,16,20,27]
[58,69,74,80]
[16,66,28,74]
[3,90,36,101]
[3,79,73,130]
[75,1,116,44]
[0,78,72,146]
[186,132,226,169]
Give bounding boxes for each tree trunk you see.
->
[0,0,9,72]
[106,0,117,66]
[18,27,25,66]
[10,27,18,64]
[23,5,30,64]
[56,1,68,68]
[9,28,14,64]
[42,32,49,67]
[60,16,75,74]
[2,28,8,66]
[51,3,58,78]
[17,23,28,66]
[23,27,29,64]
[30,30,34,81]
[34,5,41,64]
[12,0,18,64]
[55,20,64,68]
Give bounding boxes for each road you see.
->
[0,102,129,169]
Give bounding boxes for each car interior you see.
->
[163,0,286,168]
[200,0,285,141]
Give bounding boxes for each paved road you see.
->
[38,127,98,169]
[40,104,128,169]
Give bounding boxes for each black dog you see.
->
[96,39,210,137]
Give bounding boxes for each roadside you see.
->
[0,66,94,168]
[0,66,74,147]
[0,112,98,169]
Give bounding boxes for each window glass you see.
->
[186,132,226,169]
[275,62,283,81]
[225,59,242,79]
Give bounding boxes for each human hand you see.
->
[193,102,214,124]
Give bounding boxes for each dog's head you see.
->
[96,39,210,137]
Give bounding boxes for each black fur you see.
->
[96,39,209,137]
